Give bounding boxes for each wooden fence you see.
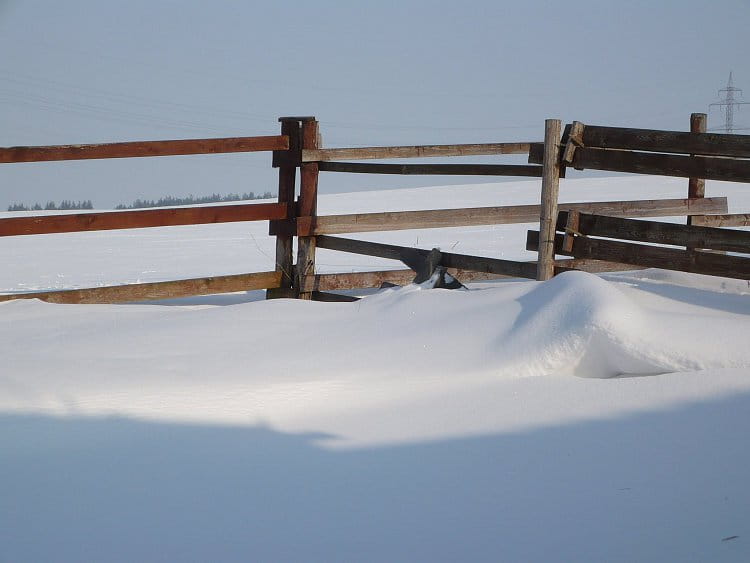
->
[0,134,289,303]
[528,115,750,280]
[0,113,746,304]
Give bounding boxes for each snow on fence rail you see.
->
[0,113,746,303]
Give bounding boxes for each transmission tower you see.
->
[709,71,749,133]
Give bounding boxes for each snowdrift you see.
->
[2,177,750,562]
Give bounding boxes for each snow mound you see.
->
[492,271,687,378]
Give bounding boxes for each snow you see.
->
[2,176,750,561]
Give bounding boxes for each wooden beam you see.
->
[303,197,727,235]
[0,202,288,237]
[581,125,750,158]
[302,259,640,292]
[317,162,543,177]
[537,119,562,281]
[561,121,585,164]
[571,146,750,183]
[315,235,540,279]
[0,271,283,304]
[700,214,750,228]
[267,119,301,300]
[0,135,289,164]
[295,119,320,300]
[527,230,750,280]
[687,113,708,232]
[557,212,750,254]
[302,142,532,162]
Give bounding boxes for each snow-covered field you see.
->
[2,176,750,562]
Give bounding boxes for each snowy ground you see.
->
[2,176,750,562]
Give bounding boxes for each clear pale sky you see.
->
[0,0,748,208]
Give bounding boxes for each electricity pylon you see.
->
[709,72,749,134]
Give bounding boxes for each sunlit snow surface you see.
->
[2,177,750,562]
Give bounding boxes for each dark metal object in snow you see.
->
[399,248,465,289]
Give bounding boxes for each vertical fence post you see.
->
[537,118,562,281]
[267,118,301,299]
[295,118,320,299]
[687,112,707,230]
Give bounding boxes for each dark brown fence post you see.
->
[296,118,320,299]
[267,118,302,299]
[687,112,707,231]
[537,118,562,281]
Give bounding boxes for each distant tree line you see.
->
[114,192,274,210]
[8,200,94,211]
[6,192,275,212]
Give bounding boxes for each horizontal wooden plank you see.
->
[581,125,750,158]
[558,211,750,254]
[316,235,417,261]
[572,147,750,183]
[315,235,539,278]
[301,260,638,292]
[302,269,508,292]
[307,197,728,235]
[0,271,283,304]
[318,162,543,176]
[526,230,750,280]
[699,214,750,228]
[0,135,289,163]
[0,202,287,237]
[303,142,532,162]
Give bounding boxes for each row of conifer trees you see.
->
[7,192,274,212]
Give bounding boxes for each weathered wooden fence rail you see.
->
[530,114,750,281]
[1,112,748,304]
[0,135,289,163]
[0,132,291,303]
[0,203,287,237]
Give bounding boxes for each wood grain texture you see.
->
[700,214,750,228]
[0,202,287,237]
[538,119,562,281]
[267,120,301,300]
[317,162,543,177]
[302,142,532,162]
[526,230,750,280]
[557,212,750,254]
[315,235,539,278]
[562,121,585,164]
[0,271,283,304]
[302,259,641,292]
[0,136,289,163]
[305,198,726,235]
[295,119,320,300]
[571,147,750,183]
[581,125,750,158]
[687,113,708,231]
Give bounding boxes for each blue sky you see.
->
[0,0,748,208]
